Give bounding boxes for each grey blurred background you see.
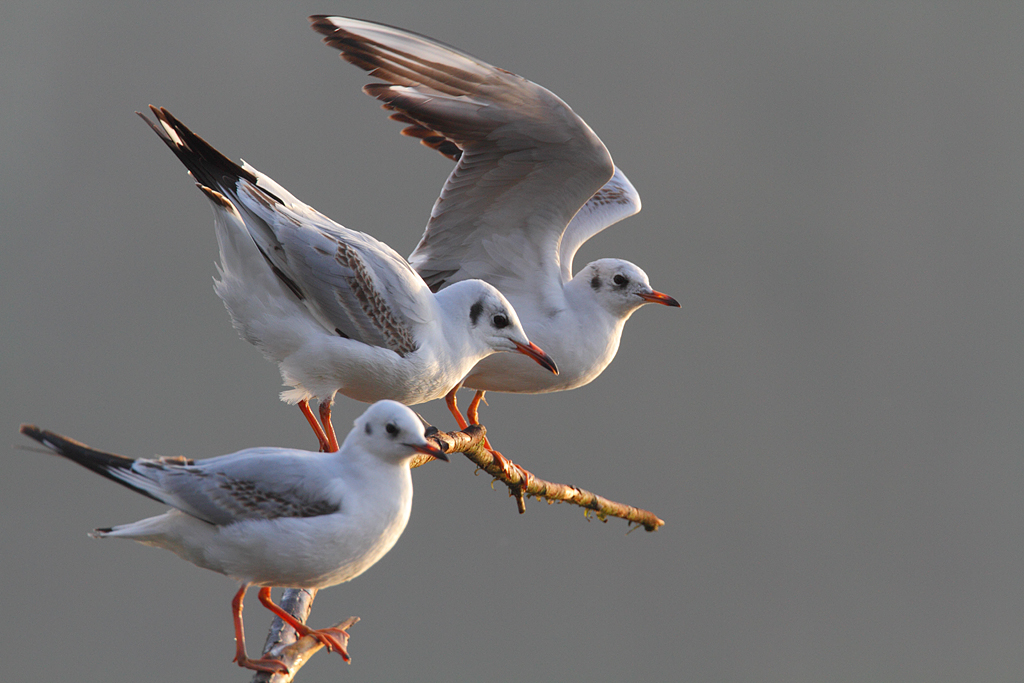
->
[4,2,1023,681]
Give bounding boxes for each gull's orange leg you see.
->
[448,386,531,508]
[258,587,350,662]
[299,399,331,452]
[232,585,289,674]
[466,389,501,450]
[318,401,340,453]
[464,390,533,491]
[467,390,488,427]
[444,384,469,430]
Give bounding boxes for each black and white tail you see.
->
[19,425,166,505]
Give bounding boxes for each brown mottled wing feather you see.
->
[204,475,340,520]
[314,229,420,356]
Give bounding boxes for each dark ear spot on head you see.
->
[364,423,372,435]
[591,275,601,291]
[469,300,483,325]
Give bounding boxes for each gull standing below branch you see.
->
[20,400,448,674]
[141,107,557,452]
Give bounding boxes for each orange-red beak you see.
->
[408,441,449,461]
[513,340,559,375]
[638,289,680,307]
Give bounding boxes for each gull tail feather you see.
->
[18,425,167,504]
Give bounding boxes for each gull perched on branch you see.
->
[309,16,679,473]
[20,400,447,674]
[141,106,556,452]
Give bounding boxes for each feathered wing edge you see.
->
[309,14,623,301]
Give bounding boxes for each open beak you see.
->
[638,289,681,307]
[513,340,559,375]
[408,441,449,462]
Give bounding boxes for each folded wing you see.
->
[140,106,431,355]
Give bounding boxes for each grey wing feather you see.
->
[136,449,341,525]
[234,181,428,355]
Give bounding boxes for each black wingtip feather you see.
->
[140,105,259,196]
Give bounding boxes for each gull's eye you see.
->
[613,274,628,287]
[385,423,399,437]
[492,313,510,329]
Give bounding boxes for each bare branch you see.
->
[250,588,358,683]
[420,425,666,532]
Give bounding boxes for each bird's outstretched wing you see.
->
[310,15,618,303]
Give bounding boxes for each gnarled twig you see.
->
[418,424,665,532]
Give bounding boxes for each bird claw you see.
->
[487,447,533,513]
[488,448,531,485]
[234,653,290,674]
[308,627,351,661]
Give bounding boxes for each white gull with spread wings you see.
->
[310,16,680,433]
[141,107,557,451]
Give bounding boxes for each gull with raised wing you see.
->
[309,16,680,473]
[141,106,556,452]
[20,400,448,674]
